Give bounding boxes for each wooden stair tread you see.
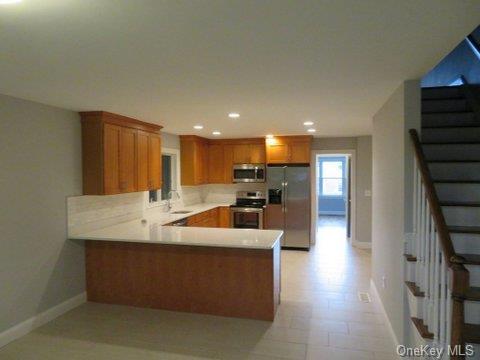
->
[466,287,480,302]
[458,253,480,265]
[441,201,480,207]
[404,254,417,262]
[465,323,480,344]
[411,317,434,339]
[449,226,480,234]
[405,281,424,297]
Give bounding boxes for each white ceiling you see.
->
[0,1,479,138]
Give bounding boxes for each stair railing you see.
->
[409,129,469,359]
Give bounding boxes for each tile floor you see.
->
[0,217,395,359]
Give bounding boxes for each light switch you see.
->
[364,190,372,197]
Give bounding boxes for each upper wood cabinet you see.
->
[208,144,225,184]
[232,143,265,164]
[80,111,162,195]
[180,136,209,186]
[266,136,312,164]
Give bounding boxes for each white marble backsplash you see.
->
[203,183,266,203]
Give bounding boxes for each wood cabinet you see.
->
[80,111,162,195]
[186,208,219,227]
[232,143,265,164]
[266,136,312,164]
[180,136,209,186]
[218,206,231,228]
[181,137,265,185]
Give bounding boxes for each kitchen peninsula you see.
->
[70,212,282,321]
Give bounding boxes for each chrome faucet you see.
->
[167,189,180,211]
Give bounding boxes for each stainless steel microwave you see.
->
[232,164,266,183]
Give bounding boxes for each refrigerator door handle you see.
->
[284,181,288,212]
[281,182,286,212]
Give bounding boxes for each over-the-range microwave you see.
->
[232,164,266,183]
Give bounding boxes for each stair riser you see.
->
[423,144,480,161]
[422,127,480,143]
[422,112,477,128]
[443,207,480,226]
[452,233,480,255]
[435,183,480,202]
[422,87,463,100]
[422,99,470,113]
[465,301,480,325]
[467,265,480,287]
[429,163,480,181]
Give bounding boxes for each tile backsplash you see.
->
[67,183,266,235]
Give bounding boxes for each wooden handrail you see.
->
[409,129,463,267]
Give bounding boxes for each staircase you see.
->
[406,85,480,359]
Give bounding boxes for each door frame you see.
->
[310,149,356,245]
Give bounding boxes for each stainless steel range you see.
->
[230,191,266,229]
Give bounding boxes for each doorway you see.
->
[311,151,355,246]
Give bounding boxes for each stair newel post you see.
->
[450,264,469,360]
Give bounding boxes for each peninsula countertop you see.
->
[69,217,283,250]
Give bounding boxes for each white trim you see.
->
[352,240,372,249]
[310,149,356,245]
[370,279,401,358]
[0,292,86,349]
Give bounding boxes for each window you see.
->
[161,154,172,200]
[319,158,345,197]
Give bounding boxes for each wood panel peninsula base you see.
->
[85,240,281,321]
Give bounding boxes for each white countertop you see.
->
[69,203,283,250]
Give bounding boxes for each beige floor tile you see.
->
[347,323,391,339]
[329,333,394,352]
[290,317,348,334]
[306,345,375,360]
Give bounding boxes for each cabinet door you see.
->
[119,127,137,193]
[250,144,266,163]
[223,145,234,183]
[136,130,149,191]
[266,142,289,164]
[195,142,208,184]
[233,144,250,163]
[218,206,231,228]
[103,124,121,194]
[289,141,310,164]
[148,133,162,190]
[208,144,224,183]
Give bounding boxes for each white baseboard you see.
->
[370,279,401,358]
[352,240,372,249]
[0,292,86,349]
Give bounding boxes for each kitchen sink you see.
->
[171,210,192,214]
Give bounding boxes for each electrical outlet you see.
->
[382,275,387,289]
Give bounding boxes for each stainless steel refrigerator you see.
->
[266,165,310,249]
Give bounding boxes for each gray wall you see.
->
[0,94,84,333]
[312,136,372,244]
[162,131,180,149]
[371,80,420,343]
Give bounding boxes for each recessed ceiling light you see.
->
[303,121,314,126]
[307,128,316,133]
[228,113,240,119]
[0,0,22,3]
[266,134,274,139]
[193,125,203,130]
[212,131,221,136]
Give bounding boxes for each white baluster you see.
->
[433,234,440,340]
[423,203,431,325]
[412,158,418,255]
[428,218,435,331]
[440,254,447,345]
[446,272,452,358]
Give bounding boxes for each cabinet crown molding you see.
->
[80,111,162,133]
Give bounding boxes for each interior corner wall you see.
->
[355,136,372,244]
[0,94,84,334]
[371,80,421,344]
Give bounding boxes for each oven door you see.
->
[230,208,264,229]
